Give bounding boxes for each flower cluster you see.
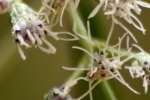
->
[10,1,78,60]
[45,0,150,99]
[126,45,150,93]
[44,78,83,100]
[10,1,58,60]
[1,0,150,100]
[89,0,150,43]
[61,44,139,100]
[45,86,73,100]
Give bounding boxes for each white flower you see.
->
[92,51,140,94]
[45,78,83,100]
[126,65,145,78]
[132,44,150,72]
[89,0,150,33]
[10,2,58,60]
[64,46,140,95]
[45,86,73,100]
[126,44,150,93]
[10,1,78,60]
[135,52,150,68]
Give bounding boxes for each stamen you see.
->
[88,1,103,19]
[62,66,90,71]
[113,17,138,43]
[26,29,36,44]
[39,38,56,54]
[72,46,94,59]
[17,44,26,60]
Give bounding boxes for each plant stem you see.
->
[101,81,117,100]
[67,1,118,100]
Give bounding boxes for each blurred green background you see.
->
[0,0,150,100]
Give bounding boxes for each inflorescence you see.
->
[10,0,78,60]
[0,0,150,100]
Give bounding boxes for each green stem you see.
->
[101,81,117,100]
[67,1,118,100]
[68,1,91,50]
